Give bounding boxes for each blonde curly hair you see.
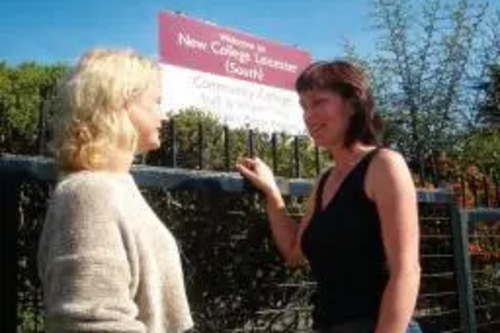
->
[51,48,160,172]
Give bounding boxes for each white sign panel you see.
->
[159,11,312,134]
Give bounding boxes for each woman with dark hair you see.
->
[237,60,422,333]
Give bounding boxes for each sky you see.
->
[0,0,377,65]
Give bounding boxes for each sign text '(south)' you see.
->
[178,33,299,82]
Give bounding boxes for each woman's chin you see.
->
[312,135,328,147]
[139,139,161,153]
[149,141,162,152]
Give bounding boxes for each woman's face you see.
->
[128,80,167,152]
[299,89,352,148]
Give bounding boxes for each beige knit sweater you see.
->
[38,171,194,333]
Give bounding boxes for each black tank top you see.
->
[301,149,388,330]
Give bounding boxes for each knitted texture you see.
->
[38,171,193,333]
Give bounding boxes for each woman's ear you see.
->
[123,100,132,114]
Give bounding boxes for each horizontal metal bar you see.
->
[421,235,453,239]
[276,282,316,288]
[255,306,313,315]
[417,189,454,204]
[421,250,453,258]
[420,217,453,222]
[471,269,497,276]
[227,328,312,333]
[440,329,461,333]
[463,208,500,224]
[416,308,460,318]
[418,291,457,299]
[470,235,500,240]
[476,319,500,328]
[0,154,456,202]
[0,154,312,196]
[474,303,500,310]
[421,272,455,278]
[420,254,454,259]
[474,287,500,293]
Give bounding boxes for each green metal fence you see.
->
[1,155,499,333]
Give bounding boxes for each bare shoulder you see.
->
[368,148,411,179]
[372,148,408,169]
[366,148,414,198]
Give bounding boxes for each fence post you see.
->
[450,206,477,333]
[0,168,22,333]
[167,118,177,168]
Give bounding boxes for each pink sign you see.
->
[159,11,312,90]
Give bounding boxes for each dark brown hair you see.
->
[295,60,384,148]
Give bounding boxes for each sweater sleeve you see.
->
[38,176,145,333]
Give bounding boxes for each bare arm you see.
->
[367,150,421,333]
[236,157,319,266]
[265,181,318,266]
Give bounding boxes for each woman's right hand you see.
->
[236,157,280,198]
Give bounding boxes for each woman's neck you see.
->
[329,143,375,174]
[102,150,135,174]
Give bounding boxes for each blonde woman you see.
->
[38,49,193,333]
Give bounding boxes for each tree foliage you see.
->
[360,0,500,159]
[477,64,500,127]
[0,62,67,154]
